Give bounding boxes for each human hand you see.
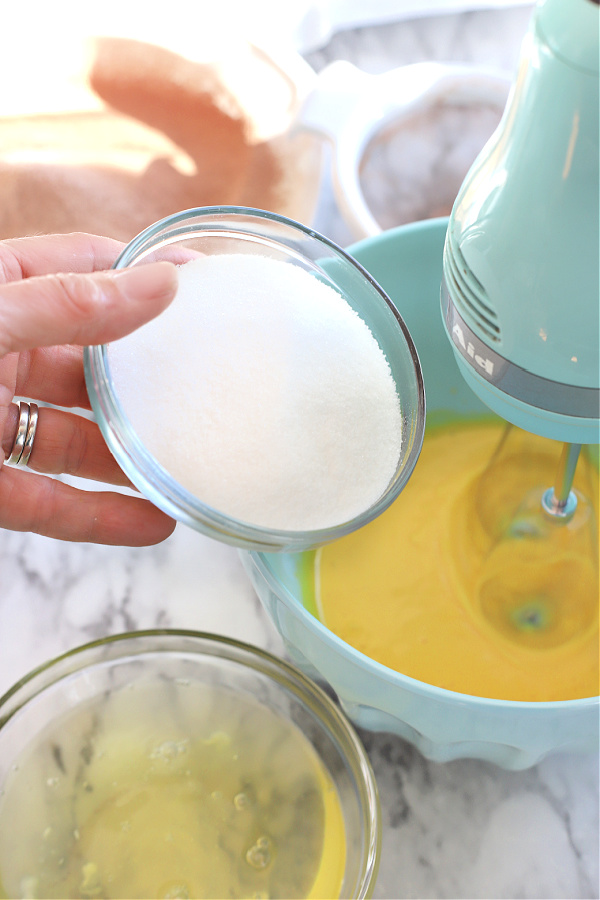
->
[0,232,178,545]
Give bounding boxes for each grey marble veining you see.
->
[1,5,598,900]
[305,6,533,74]
[361,734,598,899]
[0,526,280,698]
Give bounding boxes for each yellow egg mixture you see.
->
[314,421,599,701]
[0,679,346,900]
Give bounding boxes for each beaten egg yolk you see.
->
[314,421,599,701]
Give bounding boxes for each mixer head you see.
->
[441,0,599,446]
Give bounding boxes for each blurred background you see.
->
[0,0,532,246]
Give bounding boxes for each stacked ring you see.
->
[6,401,39,467]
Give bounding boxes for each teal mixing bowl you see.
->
[242,218,599,770]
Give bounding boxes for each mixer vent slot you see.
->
[445,234,501,343]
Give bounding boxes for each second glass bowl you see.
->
[84,206,425,552]
[0,630,380,899]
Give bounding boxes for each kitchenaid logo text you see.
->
[452,324,495,376]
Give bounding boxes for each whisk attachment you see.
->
[541,442,581,522]
[451,425,598,649]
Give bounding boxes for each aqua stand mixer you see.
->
[441,0,599,521]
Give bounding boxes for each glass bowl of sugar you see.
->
[84,206,425,551]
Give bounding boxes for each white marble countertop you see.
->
[1,5,598,899]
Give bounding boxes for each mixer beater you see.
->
[541,442,582,522]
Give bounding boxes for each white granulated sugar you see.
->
[108,253,402,531]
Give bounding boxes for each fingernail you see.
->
[113,261,178,304]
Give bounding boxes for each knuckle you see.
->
[53,271,103,317]
[0,244,23,285]
[64,418,89,477]
[50,272,117,343]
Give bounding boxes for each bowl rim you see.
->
[0,627,381,899]
[84,205,426,553]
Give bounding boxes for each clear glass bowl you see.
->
[0,630,380,899]
[84,206,425,552]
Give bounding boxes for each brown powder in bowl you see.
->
[0,35,322,241]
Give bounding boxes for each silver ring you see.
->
[6,401,39,467]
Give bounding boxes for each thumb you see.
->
[0,261,178,356]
